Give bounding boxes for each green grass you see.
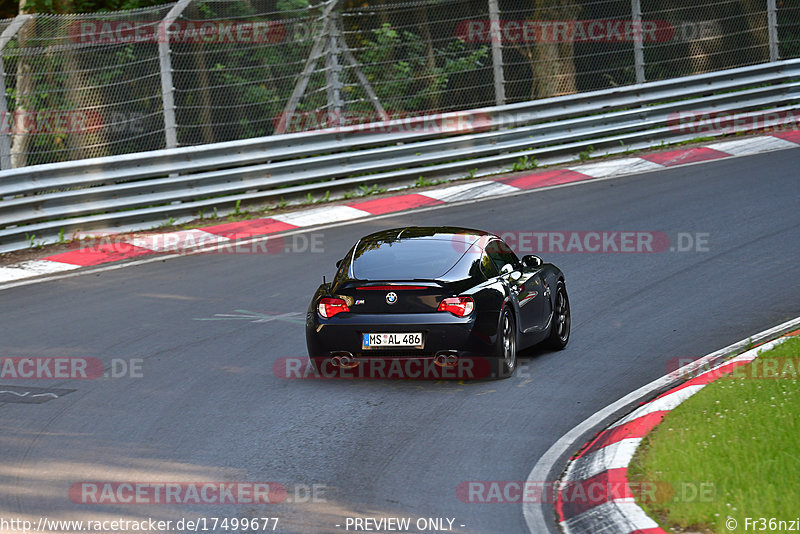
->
[629,336,800,533]
[674,136,716,147]
[512,155,538,171]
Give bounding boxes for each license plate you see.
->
[363,332,423,349]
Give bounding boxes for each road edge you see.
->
[2,132,799,288]
[523,315,800,534]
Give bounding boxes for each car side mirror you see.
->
[336,259,343,269]
[500,263,522,281]
[522,255,543,268]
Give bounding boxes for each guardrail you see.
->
[1,59,799,253]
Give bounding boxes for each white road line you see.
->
[707,136,799,156]
[271,205,372,227]
[130,229,229,252]
[560,500,659,534]
[18,259,82,273]
[418,181,519,202]
[0,261,79,283]
[568,158,663,178]
[563,439,641,482]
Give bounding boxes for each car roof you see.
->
[349,226,496,282]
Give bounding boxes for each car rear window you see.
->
[352,238,474,280]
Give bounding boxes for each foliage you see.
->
[357,23,488,114]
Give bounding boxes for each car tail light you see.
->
[318,297,350,318]
[438,296,474,317]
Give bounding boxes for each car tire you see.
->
[494,308,517,378]
[545,282,570,350]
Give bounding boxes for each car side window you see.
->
[480,251,499,279]
[335,247,354,280]
[485,239,520,273]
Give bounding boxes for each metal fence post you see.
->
[631,0,645,83]
[767,0,779,62]
[325,9,344,127]
[158,0,193,149]
[276,0,339,134]
[488,0,506,106]
[0,15,32,170]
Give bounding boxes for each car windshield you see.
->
[351,238,475,280]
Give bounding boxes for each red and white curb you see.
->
[553,322,800,534]
[1,131,799,285]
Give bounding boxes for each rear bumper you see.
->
[305,311,496,359]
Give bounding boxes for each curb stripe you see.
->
[0,260,80,281]
[495,169,593,189]
[417,181,518,202]
[581,411,667,456]
[270,205,372,226]
[706,136,798,156]
[561,500,663,534]
[568,158,663,178]
[647,351,759,402]
[557,467,633,519]
[129,229,229,252]
[557,333,799,534]
[43,242,155,267]
[566,438,642,482]
[347,194,444,215]
[772,130,800,144]
[200,218,298,239]
[640,147,729,167]
[2,132,798,285]
[606,385,706,431]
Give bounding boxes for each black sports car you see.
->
[305,226,570,379]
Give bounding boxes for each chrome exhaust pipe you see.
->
[330,352,358,369]
[434,351,459,367]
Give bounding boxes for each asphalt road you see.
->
[1,148,799,534]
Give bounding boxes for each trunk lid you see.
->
[335,280,454,314]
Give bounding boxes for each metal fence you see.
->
[1,0,798,169]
